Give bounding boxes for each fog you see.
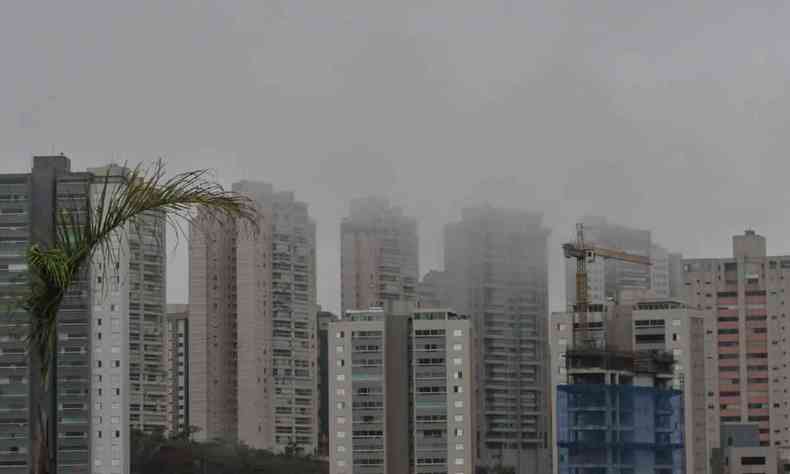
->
[2,1,790,314]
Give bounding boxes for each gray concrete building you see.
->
[165,304,189,434]
[0,156,94,474]
[317,309,337,457]
[340,197,418,314]
[329,303,476,474]
[189,181,318,454]
[442,206,550,473]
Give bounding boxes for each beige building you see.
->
[340,197,418,314]
[631,298,709,474]
[329,303,476,474]
[189,181,318,454]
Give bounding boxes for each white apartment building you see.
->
[329,304,476,474]
[89,165,168,474]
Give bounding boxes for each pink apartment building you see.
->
[684,230,790,459]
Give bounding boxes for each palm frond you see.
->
[26,158,257,381]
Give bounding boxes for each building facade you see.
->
[189,181,318,454]
[443,206,550,473]
[317,309,337,457]
[632,298,709,474]
[684,230,790,456]
[340,197,418,314]
[164,304,189,434]
[0,156,170,474]
[329,304,476,474]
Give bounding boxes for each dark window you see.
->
[635,334,666,343]
[740,456,766,465]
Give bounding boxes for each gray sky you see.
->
[3,1,790,314]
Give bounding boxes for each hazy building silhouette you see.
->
[442,205,550,474]
[340,197,418,314]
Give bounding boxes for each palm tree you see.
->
[22,160,255,474]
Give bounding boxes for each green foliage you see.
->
[131,429,329,474]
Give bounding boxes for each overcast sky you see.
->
[3,1,790,314]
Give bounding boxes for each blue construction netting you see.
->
[557,384,685,474]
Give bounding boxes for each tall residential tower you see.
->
[443,206,550,473]
[684,230,790,456]
[189,181,318,454]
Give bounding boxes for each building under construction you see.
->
[555,224,686,473]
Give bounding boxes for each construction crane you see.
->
[562,223,651,347]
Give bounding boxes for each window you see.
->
[455,458,464,465]
[337,431,345,439]
[336,388,345,396]
[454,415,463,422]
[453,329,463,337]
[454,428,463,437]
[454,400,463,408]
[336,346,344,353]
[672,319,681,327]
[453,344,462,351]
[336,331,344,338]
[740,456,766,466]
[337,417,346,424]
[453,385,463,393]
[453,358,462,365]
[337,359,345,367]
[336,374,345,381]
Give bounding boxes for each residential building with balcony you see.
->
[329,304,476,474]
[189,181,318,454]
[684,230,790,457]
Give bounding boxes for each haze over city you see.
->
[4,2,790,316]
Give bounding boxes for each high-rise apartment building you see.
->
[0,156,168,474]
[88,165,169,442]
[189,181,318,454]
[442,206,550,473]
[340,197,418,314]
[165,304,189,434]
[684,230,790,454]
[0,156,94,473]
[329,303,476,474]
[632,298,708,474]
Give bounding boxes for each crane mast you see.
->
[563,223,651,348]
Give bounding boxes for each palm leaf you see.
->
[26,158,256,380]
